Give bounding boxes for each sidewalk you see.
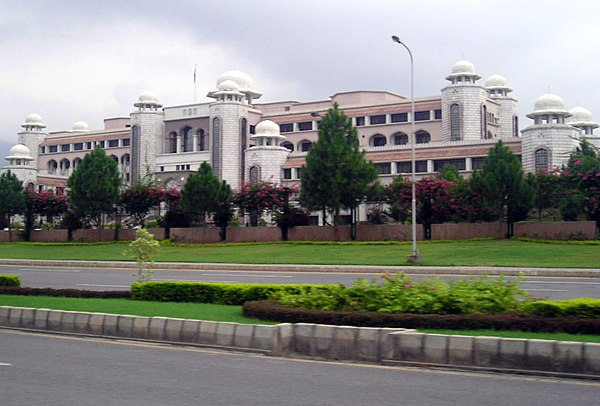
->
[1,258,599,278]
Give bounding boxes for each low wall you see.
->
[2,306,599,377]
[0,231,23,242]
[431,223,504,240]
[515,221,596,240]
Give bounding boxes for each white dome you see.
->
[138,90,160,104]
[21,113,46,129]
[72,121,89,132]
[534,93,565,112]
[217,79,241,92]
[485,74,509,88]
[255,120,280,135]
[568,106,593,123]
[217,70,254,89]
[451,60,476,75]
[7,143,33,160]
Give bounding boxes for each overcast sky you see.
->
[2,0,599,157]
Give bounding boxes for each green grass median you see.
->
[1,239,599,268]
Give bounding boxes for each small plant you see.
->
[126,228,160,283]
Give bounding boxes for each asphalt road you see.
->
[1,264,599,300]
[1,329,598,406]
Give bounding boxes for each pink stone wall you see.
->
[515,221,596,240]
[432,223,504,240]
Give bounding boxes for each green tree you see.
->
[300,103,377,225]
[471,140,534,237]
[68,146,122,228]
[181,162,232,230]
[126,228,160,283]
[0,170,26,241]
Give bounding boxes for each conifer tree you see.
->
[300,103,377,224]
[0,170,26,240]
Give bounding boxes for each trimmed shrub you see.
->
[243,300,600,334]
[130,282,335,306]
[0,287,129,298]
[520,298,600,319]
[0,275,20,287]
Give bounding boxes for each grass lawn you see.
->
[0,295,273,325]
[1,294,598,342]
[0,239,598,268]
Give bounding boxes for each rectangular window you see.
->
[250,125,256,134]
[375,162,391,175]
[160,166,164,172]
[355,116,365,126]
[396,161,412,173]
[97,141,105,148]
[108,139,119,148]
[74,143,83,151]
[471,157,486,170]
[121,138,130,147]
[369,115,386,125]
[86,142,93,149]
[298,121,313,131]
[391,113,408,123]
[296,168,302,179]
[415,160,428,173]
[40,146,46,154]
[433,158,466,172]
[49,145,58,153]
[434,109,442,120]
[283,168,292,179]
[61,144,70,152]
[280,123,293,133]
[414,111,430,121]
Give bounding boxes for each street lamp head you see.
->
[391,35,401,44]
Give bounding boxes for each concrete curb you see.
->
[1,259,599,277]
[2,305,599,379]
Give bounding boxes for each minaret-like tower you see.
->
[130,91,164,184]
[207,70,262,190]
[2,143,37,188]
[567,107,600,149]
[441,60,489,142]
[245,120,289,184]
[17,113,48,171]
[485,74,519,139]
[521,94,581,173]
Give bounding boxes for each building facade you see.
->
[3,61,598,200]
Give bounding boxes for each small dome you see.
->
[485,74,508,88]
[21,113,46,129]
[7,143,33,160]
[255,120,280,136]
[218,79,241,92]
[72,121,89,132]
[138,90,159,104]
[217,70,254,89]
[451,60,476,75]
[534,93,565,112]
[568,106,593,123]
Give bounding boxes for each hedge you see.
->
[130,282,335,306]
[0,287,129,299]
[242,300,600,334]
[0,275,20,288]
[520,298,600,319]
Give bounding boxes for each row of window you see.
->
[41,138,130,154]
[369,131,431,147]
[46,154,130,176]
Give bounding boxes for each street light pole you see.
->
[392,35,420,263]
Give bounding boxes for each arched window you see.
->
[513,116,519,137]
[281,141,294,151]
[27,182,35,192]
[183,127,193,152]
[73,157,82,170]
[166,131,177,153]
[59,159,70,176]
[450,103,461,141]
[48,160,58,174]
[481,105,488,139]
[197,129,207,151]
[535,148,549,173]
[241,118,247,183]
[415,130,430,144]
[249,166,260,183]
[299,140,313,152]
[393,132,408,145]
[370,134,387,147]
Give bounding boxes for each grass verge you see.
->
[0,295,275,325]
[419,328,600,343]
[0,239,599,268]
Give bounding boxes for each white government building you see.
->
[3,61,599,206]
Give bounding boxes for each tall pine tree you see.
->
[300,103,377,224]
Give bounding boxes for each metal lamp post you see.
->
[391,35,420,262]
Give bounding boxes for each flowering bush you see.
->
[27,190,68,218]
[278,273,529,315]
[120,186,179,226]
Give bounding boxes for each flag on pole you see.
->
[193,64,197,83]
